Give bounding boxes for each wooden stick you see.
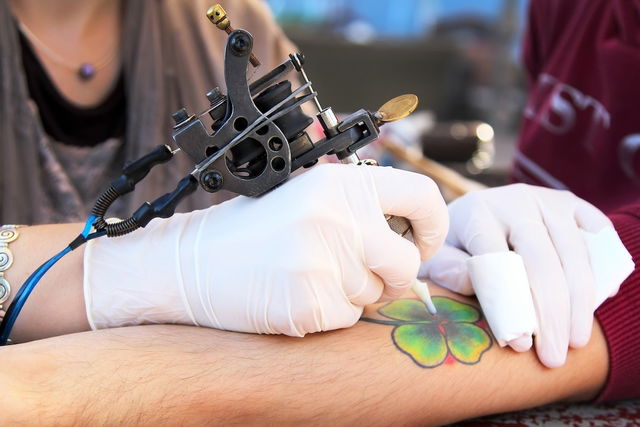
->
[380,139,486,198]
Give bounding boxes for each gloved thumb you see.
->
[418,245,473,295]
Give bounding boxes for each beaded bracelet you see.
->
[0,225,21,320]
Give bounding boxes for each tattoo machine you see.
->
[0,4,436,345]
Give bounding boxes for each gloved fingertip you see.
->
[569,335,590,349]
[609,284,622,299]
[569,306,595,349]
[537,345,568,369]
[429,272,474,296]
[419,246,474,295]
[569,325,593,348]
[507,335,533,352]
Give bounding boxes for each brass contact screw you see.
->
[207,4,261,67]
[374,94,419,125]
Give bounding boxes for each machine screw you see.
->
[201,171,224,192]
[206,88,223,104]
[172,108,189,125]
[229,32,251,56]
[289,53,305,71]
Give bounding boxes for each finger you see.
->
[449,197,536,353]
[291,274,365,334]
[540,209,596,348]
[342,266,385,307]
[447,195,510,255]
[362,224,422,301]
[268,271,365,335]
[419,245,474,295]
[364,166,449,261]
[509,222,571,368]
[509,335,533,352]
[574,196,612,232]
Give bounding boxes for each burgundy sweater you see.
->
[517,0,640,401]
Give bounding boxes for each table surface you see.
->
[452,399,640,426]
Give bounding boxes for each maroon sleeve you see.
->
[594,202,640,402]
[521,0,542,87]
[521,0,562,87]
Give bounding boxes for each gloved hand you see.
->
[419,184,634,368]
[84,163,448,336]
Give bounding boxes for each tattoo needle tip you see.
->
[411,279,437,315]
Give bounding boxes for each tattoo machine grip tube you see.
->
[386,215,437,314]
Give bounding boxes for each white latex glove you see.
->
[419,184,634,368]
[84,164,448,337]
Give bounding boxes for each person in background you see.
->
[1,0,294,224]
[0,0,449,343]
[422,0,639,402]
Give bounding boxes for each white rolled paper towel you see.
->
[465,227,635,348]
[466,251,537,347]
[584,227,635,307]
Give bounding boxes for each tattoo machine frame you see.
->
[90,5,419,238]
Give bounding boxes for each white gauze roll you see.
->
[464,228,633,349]
[466,251,537,347]
[583,227,635,307]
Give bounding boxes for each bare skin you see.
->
[0,223,609,424]
[0,285,608,425]
[8,0,122,106]
[5,224,90,342]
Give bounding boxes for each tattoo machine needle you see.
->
[412,279,437,315]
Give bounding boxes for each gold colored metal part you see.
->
[207,5,230,30]
[376,94,419,123]
[206,4,261,67]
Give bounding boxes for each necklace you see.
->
[16,20,117,81]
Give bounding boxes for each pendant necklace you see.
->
[16,20,117,81]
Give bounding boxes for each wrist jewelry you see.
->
[0,225,21,320]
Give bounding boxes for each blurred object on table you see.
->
[421,121,495,175]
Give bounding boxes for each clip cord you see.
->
[0,216,105,345]
[91,144,176,237]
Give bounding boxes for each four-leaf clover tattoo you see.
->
[362,297,493,368]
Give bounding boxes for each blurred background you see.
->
[265,0,529,189]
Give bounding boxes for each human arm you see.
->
[419,184,634,367]
[4,223,90,342]
[0,283,609,426]
[4,164,448,342]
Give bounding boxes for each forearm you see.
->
[0,286,608,425]
[4,223,89,342]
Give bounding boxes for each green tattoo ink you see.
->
[362,297,492,368]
